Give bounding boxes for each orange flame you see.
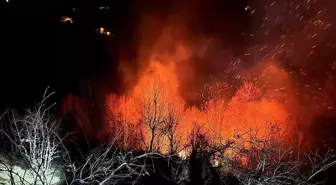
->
[106,35,293,156]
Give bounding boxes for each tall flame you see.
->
[106,27,293,154]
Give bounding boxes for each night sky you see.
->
[1,0,251,110]
[1,0,134,110]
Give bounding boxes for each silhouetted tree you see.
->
[138,78,167,152]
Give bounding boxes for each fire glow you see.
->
[103,21,299,156]
[61,1,336,160]
[106,55,290,155]
[104,18,335,157]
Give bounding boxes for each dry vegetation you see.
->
[0,87,335,185]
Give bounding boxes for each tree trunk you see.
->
[149,131,155,152]
[170,134,174,155]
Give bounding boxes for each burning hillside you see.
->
[61,0,336,157]
[106,45,292,155]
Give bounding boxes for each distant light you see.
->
[99,27,105,34]
[6,0,9,3]
[97,27,113,36]
[99,7,110,10]
[60,16,73,24]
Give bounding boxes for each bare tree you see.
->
[158,156,190,185]
[202,99,227,146]
[195,121,336,185]
[106,95,141,150]
[65,134,158,185]
[0,88,158,185]
[0,88,69,185]
[232,145,336,185]
[138,78,167,152]
[169,159,190,185]
[161,98,185,155]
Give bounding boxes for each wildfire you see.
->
[60,2,336,160]
[104,38,293,157]
[60,29,305,160]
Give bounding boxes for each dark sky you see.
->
[1,0,134,110]
[1,0,251,110]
